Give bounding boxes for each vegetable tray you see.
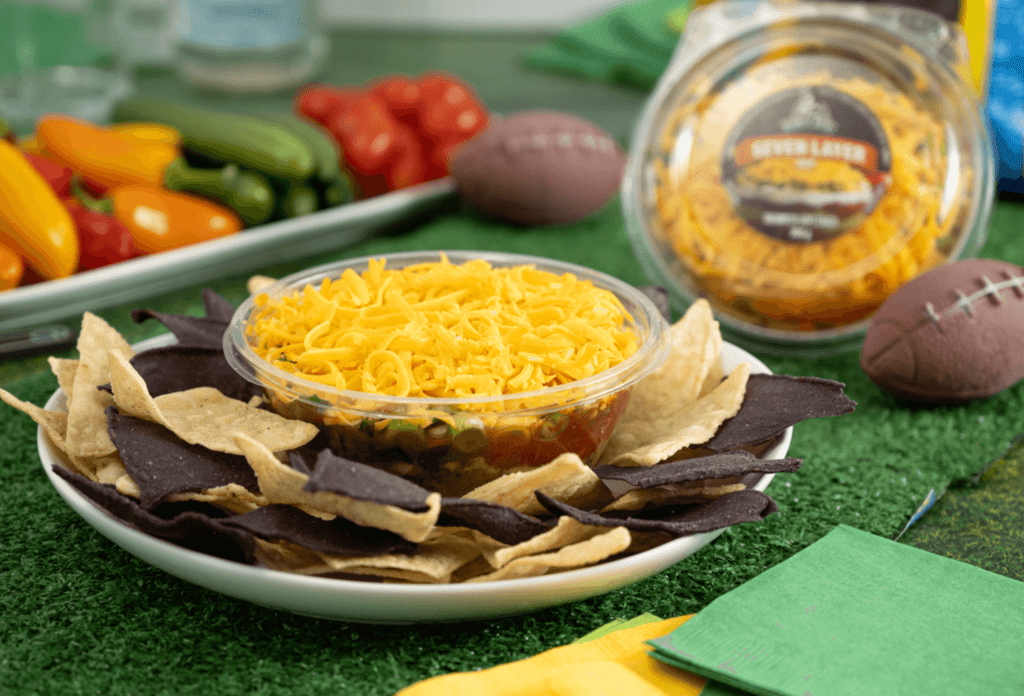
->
[0,177,455,332]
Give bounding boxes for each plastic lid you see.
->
[623,1,994,356]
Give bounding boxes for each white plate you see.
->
[0,178,456,333]
[38,337,791,624]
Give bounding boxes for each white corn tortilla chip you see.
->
[108,350,318,455]
[233,433,441,543]
[65,313,134,458]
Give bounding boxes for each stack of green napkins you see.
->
[523,0,691,90]
[648,525,1024,695]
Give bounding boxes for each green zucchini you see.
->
[263,114,342,183]
[264,114,354,208]
[279,181,319,219]
[112,98,316,181]
[163,159,275,226]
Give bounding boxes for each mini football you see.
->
[860,258,1024,403]
[449,110,626,226]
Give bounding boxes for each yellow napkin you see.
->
[395,615,707,696]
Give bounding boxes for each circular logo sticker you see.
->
[722,85,892,243]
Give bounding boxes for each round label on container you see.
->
[722,85,892,243]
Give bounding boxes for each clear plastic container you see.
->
[622,1,995,356]
[172,0,327,94]
[224,250,671,496]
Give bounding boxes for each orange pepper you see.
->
[36,115,181,191]
[0,241,24,290]
[109,185,242,254]
[109,122,183,147]
[0,140,78,279]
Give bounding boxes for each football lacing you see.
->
[922,272,1024,327]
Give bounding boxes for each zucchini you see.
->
[264,114,354,208]
[163,160,275,226]
[263,114,342,183]
[112,98,316,181]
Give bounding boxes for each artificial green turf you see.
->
[3,196,1024,696]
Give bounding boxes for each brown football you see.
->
[449,110,626,226]
[860,258,1024,403]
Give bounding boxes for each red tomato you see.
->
[295,85,364,125]
[327,95,401,175]
[370,75,422,124]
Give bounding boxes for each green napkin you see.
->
[648,524,1024,696]
[523,0,690,91]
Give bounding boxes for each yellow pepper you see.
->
[0,140,78,280]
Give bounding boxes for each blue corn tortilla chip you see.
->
[127,346,261,401]
[201,288,237,324]
[107,407,259,510]
[593,451,802,488]
[702,374,856,452]
[219,504,417,557]
[535,489,779,536]
[637,285,671,322]
[130,289,234,350]
[302,449,433,512]
[439,498,553,545]
[52,465,256,564]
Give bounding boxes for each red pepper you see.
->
[64,197,138,271]
[23,153,73,197]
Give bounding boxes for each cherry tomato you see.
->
[296,85,364,126]
[327,95,400,175]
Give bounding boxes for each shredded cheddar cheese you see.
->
[247,256,638,402]
[652,68,966,331]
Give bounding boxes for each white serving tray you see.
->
[0,178,456,332]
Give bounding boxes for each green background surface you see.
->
[1,20,1023,696]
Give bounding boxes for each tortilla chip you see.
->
[702,374,857,451]
[234,433,441,543]
[65,313,134,458]
[600,482,748,512]
[166,484,265,514]
[247,275,277,294]
[462,453,605,516]
[474,516,609,569]
[108,351,318,455]
[303,449,435,512]
[48,357,78,400]
[600,362,750,466]
[128,346,260,401]
[107,408,261,510]
[316,528,482,583]
[220,504,418,557]
[536,489,779,537]
[201,288,237,324]
[465,526,631,583]
[53,466,257,564]
[439,498,553,545]
[593,451,802,487]
[130,291,232,350]
[637,285,671,322]
[0,387,105,480]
